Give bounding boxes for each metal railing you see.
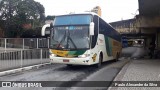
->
[0,38,50,51]
[0,38,50,71]
[0,49,49,71]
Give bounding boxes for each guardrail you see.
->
[0,49,49,71]
[0,38,50,51]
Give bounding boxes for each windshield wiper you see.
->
[68,36,77,49]
[67,30,77,49]
[56,31,67,48]
[56,30,77,50]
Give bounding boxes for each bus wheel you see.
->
[66,64,73,67]
[115,52,119,62]
[96,54,103,68]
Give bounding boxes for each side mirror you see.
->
[89,22,94,35]
[41,24,50,36]
[50,22,54,28]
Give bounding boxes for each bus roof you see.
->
[54,12,116,33]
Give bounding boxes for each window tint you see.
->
[54,15,91,25]
[91,15,98,48]
[99,18,121,42]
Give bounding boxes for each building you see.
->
[91,6,101,17]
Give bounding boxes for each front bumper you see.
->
[50,56,92,65]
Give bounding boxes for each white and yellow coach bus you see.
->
[42,12,122,67]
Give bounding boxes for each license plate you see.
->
[63,59,69,62]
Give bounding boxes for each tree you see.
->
[46,15,55,20]
[0,0,45,37]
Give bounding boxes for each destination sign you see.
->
[56,26,87,30]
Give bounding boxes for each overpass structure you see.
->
[110,0,160,49]
[136,0,160,49]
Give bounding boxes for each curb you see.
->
[108,60,131,90]
[0,63,51,77]
[112,60,131,81]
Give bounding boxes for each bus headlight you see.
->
[78,54,90,58]
[51,54,57,57]
[49,51,57,57]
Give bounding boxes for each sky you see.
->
[35,0,139,23]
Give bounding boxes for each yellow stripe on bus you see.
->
[51,50,69,57]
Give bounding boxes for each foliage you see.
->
[0,0,45,37]
[46,15,55,20]
[21,27,49,38]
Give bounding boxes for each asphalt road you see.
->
[0,59,129,90]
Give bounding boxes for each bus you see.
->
[42,12,122,67]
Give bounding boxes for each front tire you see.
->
[96,54,103,68]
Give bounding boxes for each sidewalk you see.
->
[108,59,160,90]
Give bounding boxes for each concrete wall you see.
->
[136,16,160,49]
[136,16,160,28]
[141,28,157,34]
[139,0,160,16]
[110,19,140,34]
[114,27,139,34]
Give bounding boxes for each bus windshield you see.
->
[50,26,90,50]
